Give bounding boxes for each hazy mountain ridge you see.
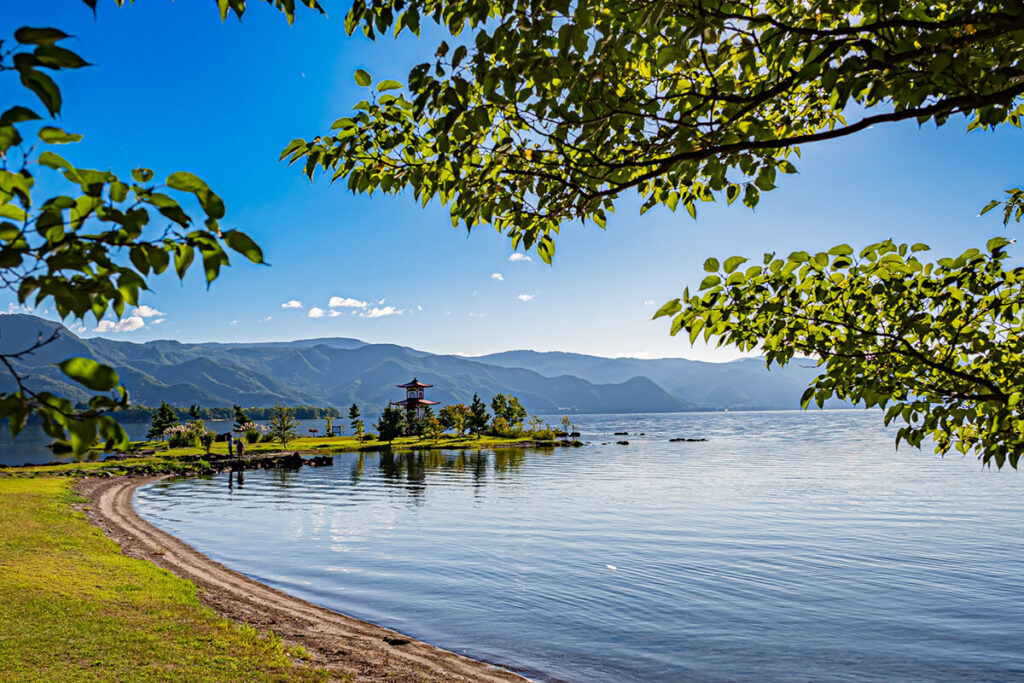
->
[0,314,824,414]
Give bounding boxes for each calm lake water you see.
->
[135,411,1022,682]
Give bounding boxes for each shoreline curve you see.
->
[76,475,531,683]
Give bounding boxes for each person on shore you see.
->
[227,432,234,456]
[236,439,245,459]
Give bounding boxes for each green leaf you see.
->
[33,45,89,69]
[14,27,71,46]
[166,172,225,220]
[987,236,1012,252]
[37,126,82,144]
[979,200,1001,216]
[377,79,402,92]
[174,244,195,279]
[0,106,40,126]
[57,357,120,392]
[827,244,853,256]
[19,68,61,116]
[723,256,747,274]
[703,257,720,273]
[354,69,372,87]
[699,274,721,290]
[222,229,265,264]
[0,126,21,152]
[653,298,681,320]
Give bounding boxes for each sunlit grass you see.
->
[0,477,329,682]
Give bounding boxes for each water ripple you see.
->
[135,411,1024,682]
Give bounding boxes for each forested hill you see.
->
[0,314,826,414]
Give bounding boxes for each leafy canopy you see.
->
[285,1,1024,466]
[0,0,325,454]
[290,1,1024,262]
[267,402,300,448]
[657,238,1024,468]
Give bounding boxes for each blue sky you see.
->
[4,1,1022,361]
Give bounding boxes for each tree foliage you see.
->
[283,1,1024,466]
[146,401,178,440]
[348,402,360,433]
[375,405,406,443]
[291,1,1024,262]
[439,402,469,436]
[657,238,1024,467]
[0,0,327,454]
[490,393,526,429]
[468,392,489,436]
[266,402,299,448]
[232,405,251,433]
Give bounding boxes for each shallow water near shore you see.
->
[135,411,1024,682]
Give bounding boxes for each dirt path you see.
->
[76,476,531,683]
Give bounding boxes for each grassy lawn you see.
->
[0,477,327,683]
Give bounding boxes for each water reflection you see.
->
[136,412,1024,683]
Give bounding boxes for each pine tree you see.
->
[147,401,179,440]
[232,404,250,433]
[468,393,489,438]
[267,403,299,449]
[375,406,405,444]
[348,403,360,433]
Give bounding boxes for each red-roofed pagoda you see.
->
[391,378,440,418]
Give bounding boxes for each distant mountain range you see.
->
[0,314,832,415]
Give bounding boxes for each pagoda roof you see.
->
[397,377,433,388]
[392,398,440,406]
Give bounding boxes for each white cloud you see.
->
[95,316,145,333]
[5,303,32,315]
[417,305,423,311]
[328,296,367,309]
[68,322,87,334]
[508,253,532,262]
[132,305,164,318]
[468,312,485,318]
[643,299,656,306]
[377,298,386,304]
[281,300,303,309]
[264,315,272,321]
[229,320,239,325]
[307,307,325,318]
[328,309,342,317]
[364,306,401,318]
[491,272,504,281]
[517,294,535,302]
[152,318,166,325]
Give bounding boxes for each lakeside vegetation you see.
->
[3,432,576,479]
[0,477,327,682]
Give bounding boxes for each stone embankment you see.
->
[44,451,334,478]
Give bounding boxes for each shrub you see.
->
[168,432,190,449]
[198,429,216,454]
[489,416,523,438]
[244,429,261,444]
[533,428,557,441]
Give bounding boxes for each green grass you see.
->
[0,477,328,683]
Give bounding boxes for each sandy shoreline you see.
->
[76,475,530,682]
